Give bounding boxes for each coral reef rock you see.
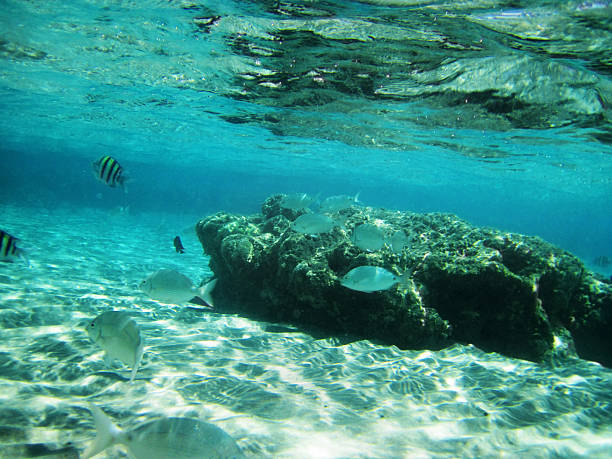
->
[196,195,612,367]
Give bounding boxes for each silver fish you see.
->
[87,311,144,382]
[92,155,127,190]
[352,223,386,252]
[340,266,411,292]
[83,404,244,459]
[319,193,360,213]
[291,213,336,234]
[140,269,216,307]
[280,193,316,210]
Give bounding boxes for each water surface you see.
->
[1,0,611,457]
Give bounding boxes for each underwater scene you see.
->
[1,0,612,458]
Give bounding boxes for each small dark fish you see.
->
[92,155,126,189]
[173,236,185,253]
[1,229,23,262]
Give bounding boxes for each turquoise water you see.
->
[1,1,612,457]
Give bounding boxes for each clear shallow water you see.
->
[1,0,611,264]
[1,204,612,458]
[1,0,612,457]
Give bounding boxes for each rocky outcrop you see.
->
[196,195,612,366]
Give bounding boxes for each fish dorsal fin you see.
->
[82,404,123,459]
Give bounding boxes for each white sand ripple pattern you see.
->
[0,205,611,458]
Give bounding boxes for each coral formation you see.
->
[196,195,612,366]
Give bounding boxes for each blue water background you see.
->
[2,123,610,272]
[1,1,610,273]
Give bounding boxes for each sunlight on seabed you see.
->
[0,204,611,457]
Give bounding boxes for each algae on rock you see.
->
[196,195,612,367]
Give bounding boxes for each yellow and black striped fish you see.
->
[1,229,22,262]
[92,155,126,189]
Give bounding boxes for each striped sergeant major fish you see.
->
[1,229,26,263]
[92,155,127,190]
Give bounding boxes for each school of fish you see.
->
[0,156,443,457]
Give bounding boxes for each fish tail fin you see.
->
[130,344,144,383]
[196,278,217,308]
[354,192,361,204]
[17,249,31,268]
[82,404,122,459]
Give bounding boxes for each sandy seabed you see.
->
[0,203,611,458]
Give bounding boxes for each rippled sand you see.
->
[1,204,611,458]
